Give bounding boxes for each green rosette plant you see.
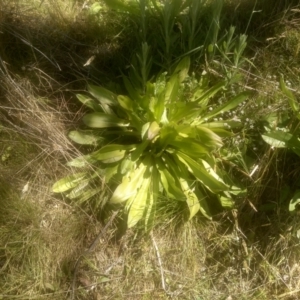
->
[52,57,249,228]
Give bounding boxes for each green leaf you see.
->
[117,95,134,111]
[123,76,142,102]
[169,101,200,122]
[130,140,150,161]
[156,157,184,199]
[110,158,148,203]
[193,126,223,149]
[83,112,129,128]
[92,144,135,163]
[195,188,212,219]
[104,164,119,183]
[68,130,103,145]
[145,166,159,230]
[176,152,228,192]
[88,85,118,106]
[66,155,96,168]
[119,157,135,175]
[147,121,161,141]
[262,131,292,148]
[165,75,179,105]
[173,56,190,83]
[76,94,102,111]
[280,76,299,113]
[127,174,151,228]
[76,187,102,204]
[289,190,300,212]
[66,181,90,199]
[200,121,242,129]
[179,177,201,219]
[52,173,86,193]
[169,137,209,157]
[204,91,250,120]
[193,81,225,103]
[219,196,235,209]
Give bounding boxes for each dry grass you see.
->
[1,1,300,300]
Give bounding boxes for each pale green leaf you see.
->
[88,84,118,106]
[130,140,150,161]
[195,188,212,219]
[262,131,291,148]
[119,158,135,175]
[110,159,148,203]
[147,121,161,140]
[193,81,225,103]
[83,112,129,128]
[204,91,250,120]
[66,181,90,199]
[52,173,86,193]
[76,94,102,111]
[76,187,102,204]
[280,76,299,113]
[68,130,103,145]
[127,175,151,228]
[66,155,96,168]
[176,152,228,192]
[289,190,300,212]
[165,75,179,104]
[104,164,119,183]
[169,138,209,157]
[202,160,226,185]
[156,157,184,199]
[179,178,200,220]
[173,56,190,83]
[145,166,159,230]
[219,196,235,209]
[117,95,134,111]
[92,144,135,163]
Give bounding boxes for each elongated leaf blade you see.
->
[262,131,292,148]
[83,112,129,128]
[110,160,147,203]
[52,173,86,193]
[169,138,209,157]
[66,155,96,168]
[204,91,250,120]
[179,177,201,220]
[194,81,225,103]
[176,152,228,192]
[92,144,135,163]
[156,157,184,199]
[173,56,190,83]
[127,175,151,228]
[76,94,102,111]
[280,76,299,113]
[88,85,118,106]
[165,75,179,105]
[117,95,134,111]
[66,181,90,199]
[68,130,103,145]
[76,187,102,204]
[145,165,159,230]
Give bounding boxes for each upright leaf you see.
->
[280,76,299,114]
[179,177,201,219]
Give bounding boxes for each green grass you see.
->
[1,0,300,299]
